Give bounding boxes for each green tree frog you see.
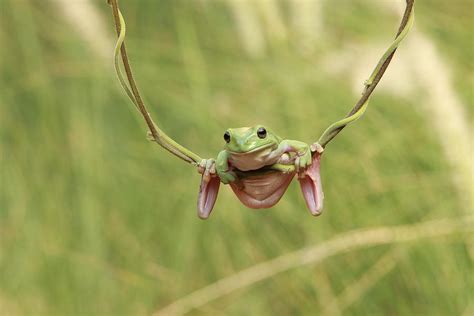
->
[197,126,324,219]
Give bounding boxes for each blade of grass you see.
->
[155,215,473,316]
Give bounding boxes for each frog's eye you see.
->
[257,127,267,139]
[224,131,231,143]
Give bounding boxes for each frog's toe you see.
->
[198,159,216,182]
[295,156,301,173]
[303,156,312,169]
[310,142,324,154]
[296,151,312,177]
[299,152,312,168]
[278,153,291,164]
[198,160,207,174]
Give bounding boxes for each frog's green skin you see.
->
[215,126,312,184]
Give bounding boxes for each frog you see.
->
[197,125,324,219]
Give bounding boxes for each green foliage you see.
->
[0,0,471,315]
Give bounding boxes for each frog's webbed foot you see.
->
[298,152,324,216]
[197,159,220,219]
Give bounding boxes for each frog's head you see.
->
[223,125,280,153]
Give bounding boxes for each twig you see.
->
[107,0,414,174]
[318,0,415,148]
[107,0,202,164]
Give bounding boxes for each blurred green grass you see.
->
[0,0,472,315]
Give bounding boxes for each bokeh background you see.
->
[1,0,473,315]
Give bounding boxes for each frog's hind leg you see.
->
[197,159,220,219]
[197,176,220,219]
[298,152,324,216]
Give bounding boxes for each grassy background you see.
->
[0,0,472,315]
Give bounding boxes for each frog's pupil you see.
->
[257,127,267,139]
[224,131,231,143]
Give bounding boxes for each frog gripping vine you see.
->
[106,0,414,219]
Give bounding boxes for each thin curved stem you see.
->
[108,0,202,164]
[107,0,414,175]
[317,0,415,148]
[261,0,414,174]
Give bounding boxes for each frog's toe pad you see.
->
[298,153,324,216]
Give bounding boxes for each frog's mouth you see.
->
[227,142,276,155]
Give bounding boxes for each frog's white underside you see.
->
[230,171,294,209]
[228,146,280,171]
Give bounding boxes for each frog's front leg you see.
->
[215,150,237,184]
[277,140,312,173]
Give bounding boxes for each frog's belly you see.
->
[230,171,295,209]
